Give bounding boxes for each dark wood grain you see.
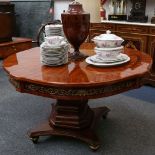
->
[0,3,15,43]
[0,37,32,58]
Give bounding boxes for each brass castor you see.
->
[30,136,39,144]
[89,144,100,151]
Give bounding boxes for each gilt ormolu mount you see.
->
[128,0,148,23]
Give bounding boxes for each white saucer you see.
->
[90,53,128,63]
[85,53,130,67]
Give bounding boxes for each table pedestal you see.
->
[28,99,110,151]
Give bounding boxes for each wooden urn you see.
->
[61,1,90,60]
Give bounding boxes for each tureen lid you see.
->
[93,30,123,41]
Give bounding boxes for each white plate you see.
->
[85,54,130,67]
[90,53,128,63]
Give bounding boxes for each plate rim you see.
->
[85,54,130,67]
[90,53,128,63]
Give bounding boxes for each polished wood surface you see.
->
[0,37,32,58]
[89,22,155,86]
[4,45,151,86]
[3,43,152,151]
[3,43,151,98]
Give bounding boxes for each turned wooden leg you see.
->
[28,99,110,151]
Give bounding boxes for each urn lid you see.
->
[65,1,85,14]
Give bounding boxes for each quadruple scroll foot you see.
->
[27,103,110,151]
[29,134,100,151]
[28,121,101,150]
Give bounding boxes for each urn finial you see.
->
[67,0,84,14]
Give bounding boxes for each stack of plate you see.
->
[45,24,64,37]
[40,41,69,66]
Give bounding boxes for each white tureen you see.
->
[92,30,124,48]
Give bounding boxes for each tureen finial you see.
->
[106,30,111,34]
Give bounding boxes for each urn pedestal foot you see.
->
[69,49,88,60]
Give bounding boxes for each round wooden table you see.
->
[3,43,152,151]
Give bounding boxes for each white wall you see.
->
[54,0,100,22]
[54,0,155,22]
[54,0,70,20]
[146,0,155,22]
[77,0,100,22]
